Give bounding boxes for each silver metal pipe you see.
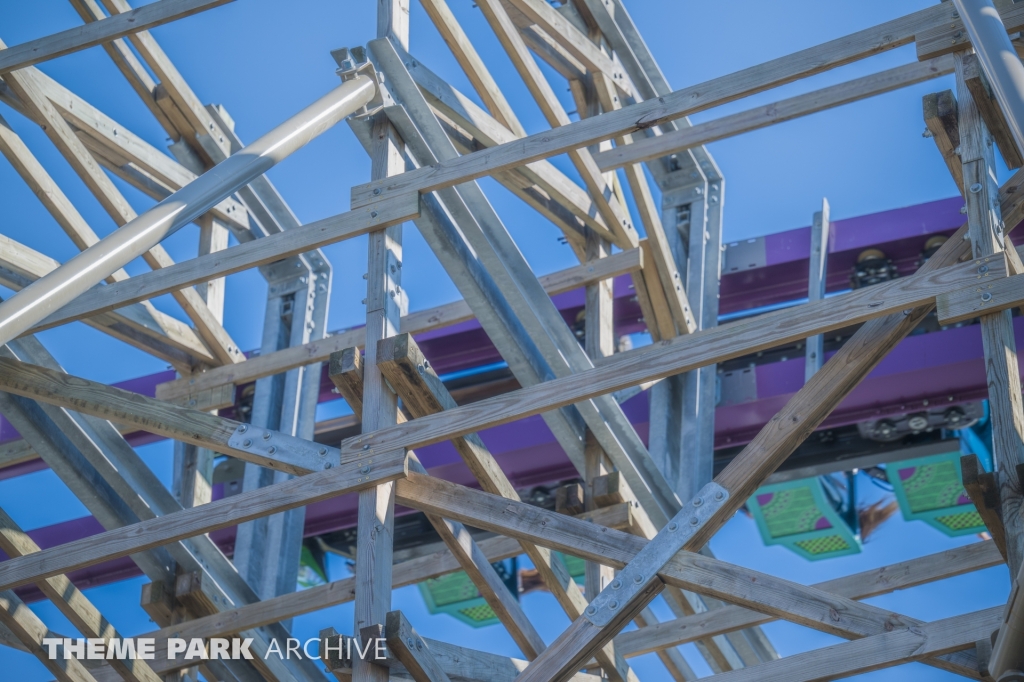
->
[952,0,1024,155]
[0,74,375,346]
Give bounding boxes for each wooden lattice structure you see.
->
[1,0,1024,680]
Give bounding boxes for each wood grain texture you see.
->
[395,473,981,677]
[385,611,453,682]
[32,196,419,332]
[703,608,999,682]
[924,89,966,193]
[353,5,951,207]
[341,256,1010,460]
[594,57,953,172]
[0,0,232,74]
[0,450,408,592]
[155,247,640,402]
[0,509,162,682]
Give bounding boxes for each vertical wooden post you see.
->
[955,50,1024,577]
[584,228,615,606]
[805,198,830,382]
[354,4,408,680]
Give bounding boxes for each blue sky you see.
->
[0,0,1012,679]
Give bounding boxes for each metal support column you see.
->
[233,252,331,604]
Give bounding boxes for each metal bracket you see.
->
[583,481,729,627]
[228,424,341,474]
[332,46,386,118]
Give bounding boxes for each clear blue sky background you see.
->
[0,0,1011,679]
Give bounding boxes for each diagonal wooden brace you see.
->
[514,482,729,682]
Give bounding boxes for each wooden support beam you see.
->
[384,611,453,682]
[916,0,1024,60]
[0,0,231,75]
[418,0,526,137]
[28,196,420,333]
[329,347,546,659]
[0,357,336,475]
[963,52,1024,170]
[394,473,979,677]
[0,112,218,369]
[374,333,637,682]
[0,450,408,592]
[697,608,998,682]
[0,231,213,371]
[154,247,642,405]
[591,57,953,173]
[614,540,1004,658]
[322,628,603,682]
[502,0,635,99]
[474,0,639,251]
[590,74,695,337]
[352,4,967,208]
[0,590,99,682]
[0,508,162,682]
[925,89,966,194]
[962,454,1010,562]
[956,49,1024,577]
[341,253,1019,462]
[0,60,243,366]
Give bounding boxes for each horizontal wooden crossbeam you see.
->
[0,451,409,592]
[154,246,643,403]
[0,0,233,75]
[340,253,1018,459]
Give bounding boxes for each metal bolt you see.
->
[371,211,378,218]
[982,292,993,302]
[361,465,371,474]
[242,439,252,447]
[373,188,382,195]
[363,444,370,450]
[586,606,597,615]
[609,600,619,610]
[239,424,248,433]
[324,462,333,469]
[979,264,990,274]
[970,183,983,194]
[263,431,272,440]
[714,491,725,501]
[690,516,699,526]
[693,497,704,507]
[633,574,644,583]
[318,447,328,456]
[267,446,276,455]
[668,522,678,532]
[611,579,621,590]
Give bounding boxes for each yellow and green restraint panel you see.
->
[747,476,861,561]
[888,406,992,537]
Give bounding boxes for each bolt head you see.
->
[690,516,699,526]
[982,292,993,302]
[609,600,619,609]
[242,439,252,447]
[363,444,371,450]
[979,264,989,274]
[239,424,248,433]
[668,522,678,532]
[970,183,983,194]
[693,497,703,507]
[586,606,597,615]
[318,447,328,456]
[715,491,725,501]
[611,579,621,590]
[361,465,371,474]
[263,431,272,440]
[267,446,276,455]
[633,574,644,583]
[371,211,378,218]
[373,187,382,195]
